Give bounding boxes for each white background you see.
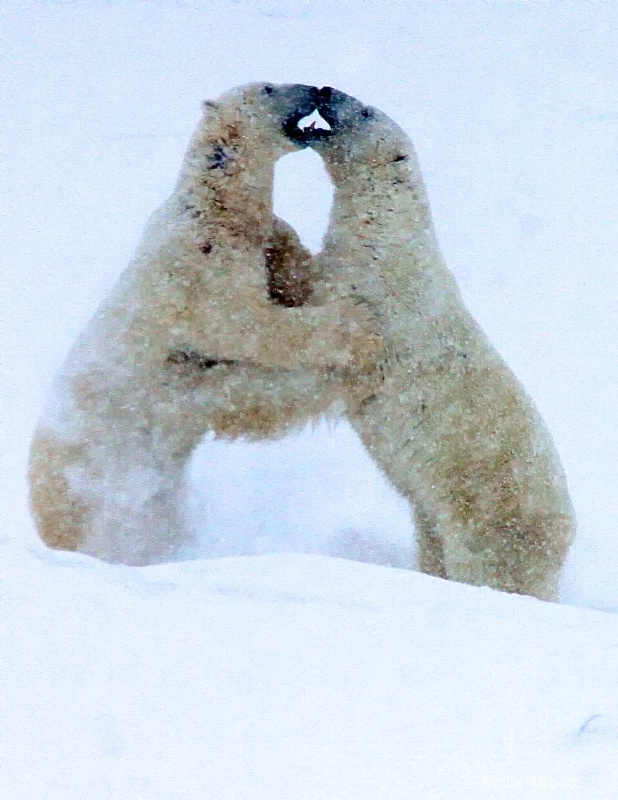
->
[2,2,617,797]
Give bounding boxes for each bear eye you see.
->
[263,84,274,95]
[361,108,374,119]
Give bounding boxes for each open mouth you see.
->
[282,107,334,144]
[296,108,332,133]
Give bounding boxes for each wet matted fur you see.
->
[28,83,382,565]
[305,88,576,600]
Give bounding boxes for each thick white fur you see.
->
[308,91,576,600]
[28,83,380,565]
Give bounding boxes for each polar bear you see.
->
[28,83,381,565]
[303,87,576,600]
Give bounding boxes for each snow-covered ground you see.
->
[2,1,617,797]
[3,539,618,799]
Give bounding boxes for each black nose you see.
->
[318,86,334,101]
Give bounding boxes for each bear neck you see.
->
[176,121,280,245]
[324,147,436,262]
[324,137,431,230]
[322,146,467,346]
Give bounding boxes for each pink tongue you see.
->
[296,109,332,133]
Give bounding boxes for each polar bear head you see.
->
[177,82,333,197]
[302,87,416,184]
[193,82,329,164]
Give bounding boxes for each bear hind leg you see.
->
[414,502,447,579]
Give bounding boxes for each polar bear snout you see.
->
[282,107,334,146]
[315,87,375,132]
[275,84,334,146]
[284,109,334,146]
